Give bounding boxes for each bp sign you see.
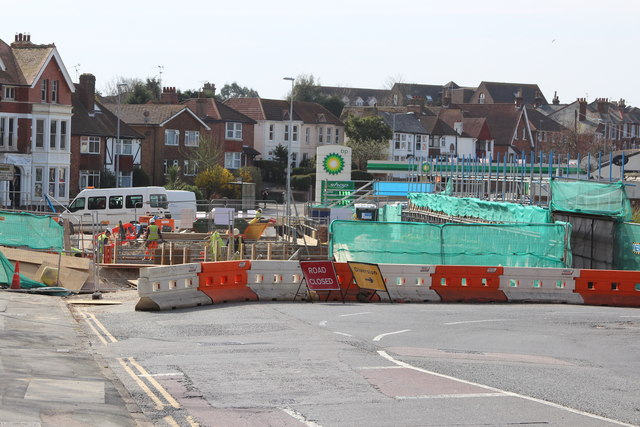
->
[315,146,352,202]
[321,181,355,205]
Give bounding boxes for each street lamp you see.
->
[115,83,128,188]
[283,77,294,221]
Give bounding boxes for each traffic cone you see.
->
[10,261,21,289]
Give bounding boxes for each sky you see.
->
[4,0,640,106]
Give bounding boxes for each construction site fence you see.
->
[135,260,640,311]
[329,220,572,268]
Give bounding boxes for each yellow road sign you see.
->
[348,262,387,292]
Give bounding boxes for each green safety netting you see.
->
[0,211,63,251]
[330,220,571,268]
[550,179,632,221]
[408,193,552,224]
[380,204,403,222]
[614,222,640,270]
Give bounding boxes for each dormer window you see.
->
[478,93,485,104]
[317,113,326,123]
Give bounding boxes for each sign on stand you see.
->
[297,260,343,303]
[347,261,392,303]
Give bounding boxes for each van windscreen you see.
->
[126,195,144,209]
[68,197,85,212]
[150,194,168,209]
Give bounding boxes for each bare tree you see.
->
[180,134,225,172]
[101,76,143,97]
[383,74,406,90]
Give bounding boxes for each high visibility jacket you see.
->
[146,224,160,241]
[97,232,110,245]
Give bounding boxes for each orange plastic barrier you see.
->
[323,262,381,302]
[574,269,640,307]
[431,265,506,303]
[198,260,258,303]
[103,244,114,264]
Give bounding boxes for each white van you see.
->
[166,190,197,230]
[62,186,169,227]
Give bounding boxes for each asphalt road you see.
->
[75,293,640,426]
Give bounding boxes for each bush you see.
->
[291,174,314,191]
[351,170,374,181]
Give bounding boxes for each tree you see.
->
[102,77,143,97]
[145,77,161,100]
[344,115,393,170]
[291,74,344,118]
[164,165,184,190]
[181,135,224,172]
[217,82,259,102]
[133,167,151,187]
[125,83,153,104]
[194,166,235,199]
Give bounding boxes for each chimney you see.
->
[534,90,543,108]
[160,86,179,104]
[578,98,587,122]
[78,73,96,113]
[596,98,609,114]
[619,98,626,109]
[202,82,216,98]
[515,88,524,107]
[443,88,451,108]
[12,32,32,46]
[552,91,560,105]
[406,103,423,116]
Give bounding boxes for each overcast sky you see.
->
[5,0,639,106]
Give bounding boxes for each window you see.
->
[165,129,179,145]
[60,121,67,150]
[150,194,168,208]
[284,125,290,141]
[292,125,298,142]
[326,127,332,144]
[163,159,179,174]
[88,196,107,210]
[126,195,144,209]
[80,136,100,154]
[7,118,14,148]
[441,137,446,147]
[118,139,132,155]
[318,127,324,143]
[0,117,4,147]
[226,122,242,140]
[35,119,45,148]
[109,196,123,209]
[184,130,200,146]
[41,80,48,102]
[224,152,241,169]
[184,159,198,176]
[51,80,58,103]
[305,127,310,144]
[478,93,485,104]
[34,167,43,197]
[269,124,274,141]
[58,167,66,198]
[4,86,15,100]
[48,168,56,196]
[50,120,57,149]
[335,128,340,143]
[79,170,100,189]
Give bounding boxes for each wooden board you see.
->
[67,300,122,305]
[34,262,89,292]
[1,246,91,270]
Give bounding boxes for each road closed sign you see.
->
[300,261,341,291]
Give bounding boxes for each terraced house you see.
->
[0,33,74,208]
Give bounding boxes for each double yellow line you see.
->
[78,310,199,427]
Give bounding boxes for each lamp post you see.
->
[283,77,294,221]
[115,83,128,188]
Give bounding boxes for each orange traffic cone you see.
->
[10,261,21,289]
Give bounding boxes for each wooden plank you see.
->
[0,246,91,270]
[67,300,123,305]
[33,262,89,292]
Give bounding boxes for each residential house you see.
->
[224,98,344,167]
[545,98,640,151]
[469,81,547,106]
[388,83,445,106]
[71,73,144,194]
[104,102,210,186]
[418,116,458,158]
[318,86,390,107]
[180,85,257,170]
[0,33,74,208]
[437,109,494,159]
[378,111,429,162]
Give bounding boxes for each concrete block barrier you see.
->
[378,264,440,302]
[500,267,583,304]
[247,260,304,301]
[136,263,212,311]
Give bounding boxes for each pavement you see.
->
[0,290,149,427]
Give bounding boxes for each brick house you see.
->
[0,33,74,208]
[104,102,210,186]
[71,73,144,195]
[225,98,344,167]
[180,86,257,171]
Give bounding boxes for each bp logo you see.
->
[421,162,431,173]
[323,153,345,175]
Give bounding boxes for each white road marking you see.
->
[444,319,508,326]
[378,351,634,426]
[397,392,506,400]
[373,329,411,342]
[281,407,323,427]
[319,320,328,327]
[138,373,184,377]
[357,366,404,370]
[620,315,640,318]
[333,332,353,337]
[339,311,372,317]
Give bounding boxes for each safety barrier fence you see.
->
[135,260,640,311]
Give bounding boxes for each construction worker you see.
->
[249,208,263,225]
[143,218,164,261]
[96,230,112,262]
